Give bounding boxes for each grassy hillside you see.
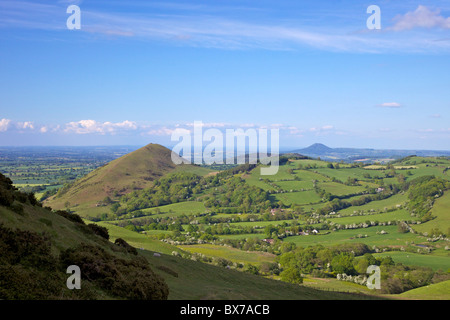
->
[0,174,169,299]
[45,143,212,217]
[397,280,450,300]
[142,250,381,300]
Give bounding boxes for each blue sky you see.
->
[0,0,449,150]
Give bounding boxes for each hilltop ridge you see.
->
[45,143,202,211]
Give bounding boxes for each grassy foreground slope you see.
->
[0,177,169,299]
[142,249,380,300]
[93,218,381,299]
[398,280,450,300]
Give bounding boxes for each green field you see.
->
[293,169,331,182]
[230,219,301,228]
[177,243,276,266]
[318,181,366,196]
[140,201,208,217]
[327,209,416,226]
[242,170,277,191]
[217,233,267,240]
[338,193,407,215]
[374,251,450,272]
[275,180,315,191]
[283,225,426,248]
[316,167,379,181]
[272,190,322,206]
[290,159,329,168]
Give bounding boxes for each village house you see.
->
[262,238,275,245]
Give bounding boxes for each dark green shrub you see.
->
[157,265,179,278]
[10,202,24,215]
[87,223,109,240]
[60,244,169,300]
[114,238,138,255]
[55,210,85,224]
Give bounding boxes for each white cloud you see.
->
[377,102,402,108]
[390,6,450,31]
[17,121,34,130]
[0,119,11,132]
[186,122,228,128]
[64,119,137,134]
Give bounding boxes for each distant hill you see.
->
[297,143,333,154]
[292,143,450,162]
[45,143,211,211]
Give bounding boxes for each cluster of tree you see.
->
[405,175,449,220]
[378,263,443,294]
[0,173,41,214]
[215,163,257,177]
[276,242,450,294]
[39,187,59,201]
[118,172,202,213]
[276,243,372,278]
[116,170,272,216]
[199,176,271,212]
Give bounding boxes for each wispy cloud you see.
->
[1,1,450,53]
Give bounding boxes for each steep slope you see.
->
[0,173,169,300]
[46,143,209,211]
